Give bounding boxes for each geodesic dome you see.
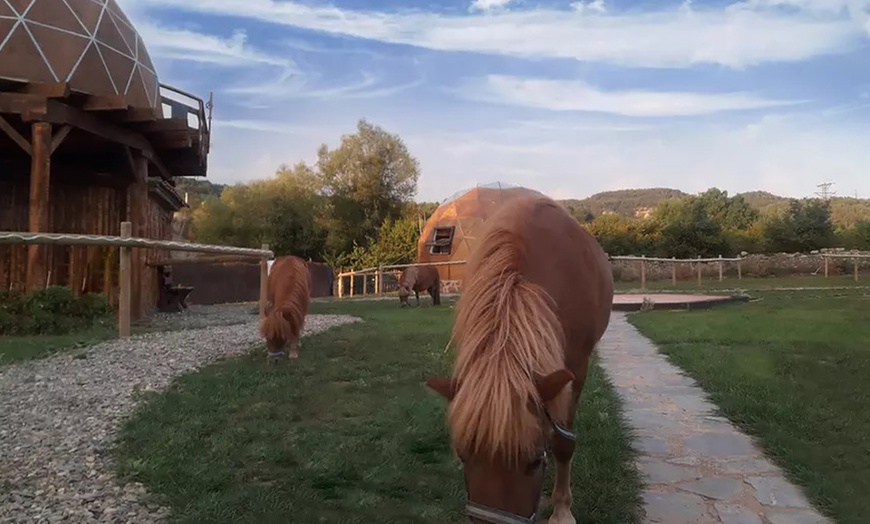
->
[417,182,548,281]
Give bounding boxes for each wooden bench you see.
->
[157,266,195,313]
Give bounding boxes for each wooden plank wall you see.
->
[0,173,176,320]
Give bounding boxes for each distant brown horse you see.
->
[397,265,441,307]
[260,255,310,361]
[426,195,613,524]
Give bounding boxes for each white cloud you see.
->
[137,24,292,69]
[465,75,803,116]
[469,0,516,12]
[570,0,607,14]
[119,0,866,68]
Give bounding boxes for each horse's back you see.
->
[482,196,613,356]
[269,255,310,303]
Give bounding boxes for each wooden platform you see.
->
[612,293,749,312]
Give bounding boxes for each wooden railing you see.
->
[336,260,466,298]
[0,225,272,338]
[611,255,743,289]
[822,253,870,281]
[159,83,212,162]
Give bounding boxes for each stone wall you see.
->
[610,250,870,282]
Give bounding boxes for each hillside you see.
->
[562,188,688,218]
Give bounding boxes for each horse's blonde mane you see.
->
[260,256,309,343]
[448,202,568,462]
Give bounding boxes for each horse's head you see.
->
[425,370,574,523]
[397,283,411,307]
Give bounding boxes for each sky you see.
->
[116,0,870,203]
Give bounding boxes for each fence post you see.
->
[118,221,132,338]
[824,256,829,278]
[350,272,355,297]
[855,258,859,282]
[259,244,269,318]
[672,257,677,286]
[718,254,724,282]
[697,256,702,288]
[737,258,743,280]
[338,274,344,298]
[375,268,382,295]
[640,256,647,290]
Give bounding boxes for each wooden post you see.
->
[118,221,132,338]
[672,257,677,286]
[350,272,355,297]
[259,244,269,318]
[26,122,52,293]
[824,256,829,278]
[737,259,743,280]
[718,255,724,282]
[697,256,702,288]
[129,154,149,318]
[375,267,382,295]
[338,274,344,298]
[854,258,859,282]
[640,256,647,290]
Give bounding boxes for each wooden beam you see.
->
[147,255,261,267]
[50,125,72,154]
[25,122,51,293]
[112,107,160,124]
[81,94,129,111]
[0,92,48,116]
[0,115,32,155]
[18,82,70,98]
[31,98,154,154]
[129,153,149,319]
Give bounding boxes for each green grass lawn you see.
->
[614,274,866,293]
[115,299,643,524]
[630,288,870,524]
[0,322,116,366]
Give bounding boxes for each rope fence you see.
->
[0,225,274,338]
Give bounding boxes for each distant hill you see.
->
[561,188,688,218]
[558,187,870,228]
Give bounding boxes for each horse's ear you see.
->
[535,369,575,402]
[425,377,456,401]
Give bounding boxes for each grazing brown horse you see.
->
[397,264,441,307]
[260,255,310,361]
[426,195,613,524]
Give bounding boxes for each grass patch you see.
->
[629,288,870,524]
[116,299,642,523]
[0,322,116,366]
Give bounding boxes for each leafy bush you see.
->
[0,287,112,336]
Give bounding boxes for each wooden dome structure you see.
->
[0,0,213,319]
[417,182,548,282]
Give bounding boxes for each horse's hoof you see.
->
[289,350,299,360]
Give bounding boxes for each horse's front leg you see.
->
[549,386,583,524]
[289,337,300,359]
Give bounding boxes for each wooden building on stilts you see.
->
[0,0,211,319]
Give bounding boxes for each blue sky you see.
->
[117,0,870,202]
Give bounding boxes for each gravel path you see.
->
[0,306,360,523]
[598,314,830,524]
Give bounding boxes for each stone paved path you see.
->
[597,314,831,524]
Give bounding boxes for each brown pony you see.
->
[426,195,613,524]
[397,264,441,307]
[260,255,310,360]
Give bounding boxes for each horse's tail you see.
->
[450,221,568,458]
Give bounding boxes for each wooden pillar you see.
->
[718,255,724,282]
[671,257,677,286]
[26,122,51,293]
[697,256,702,288]
[640,256,646,290]
[129,154,148,318]
[737,259,743,280]
[259,244,269,318]
[375,268,382,295]
[854,258,859,282]
[118,221,132,338]
[338,274,344,298]
[824,256,829,278]
[350,272,355,297]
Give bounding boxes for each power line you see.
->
[814,182,836,200]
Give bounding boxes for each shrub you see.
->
[0,287,113,336]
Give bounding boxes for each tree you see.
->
[316,119,421,256]
[654,198,729,258]
[584,214,654,256]
[764,199,834,252]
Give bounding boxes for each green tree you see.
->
[654,198,729,258]
[316,119,421,256]
[764,199,835,252]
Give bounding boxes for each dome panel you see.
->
[0,0,160,109]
